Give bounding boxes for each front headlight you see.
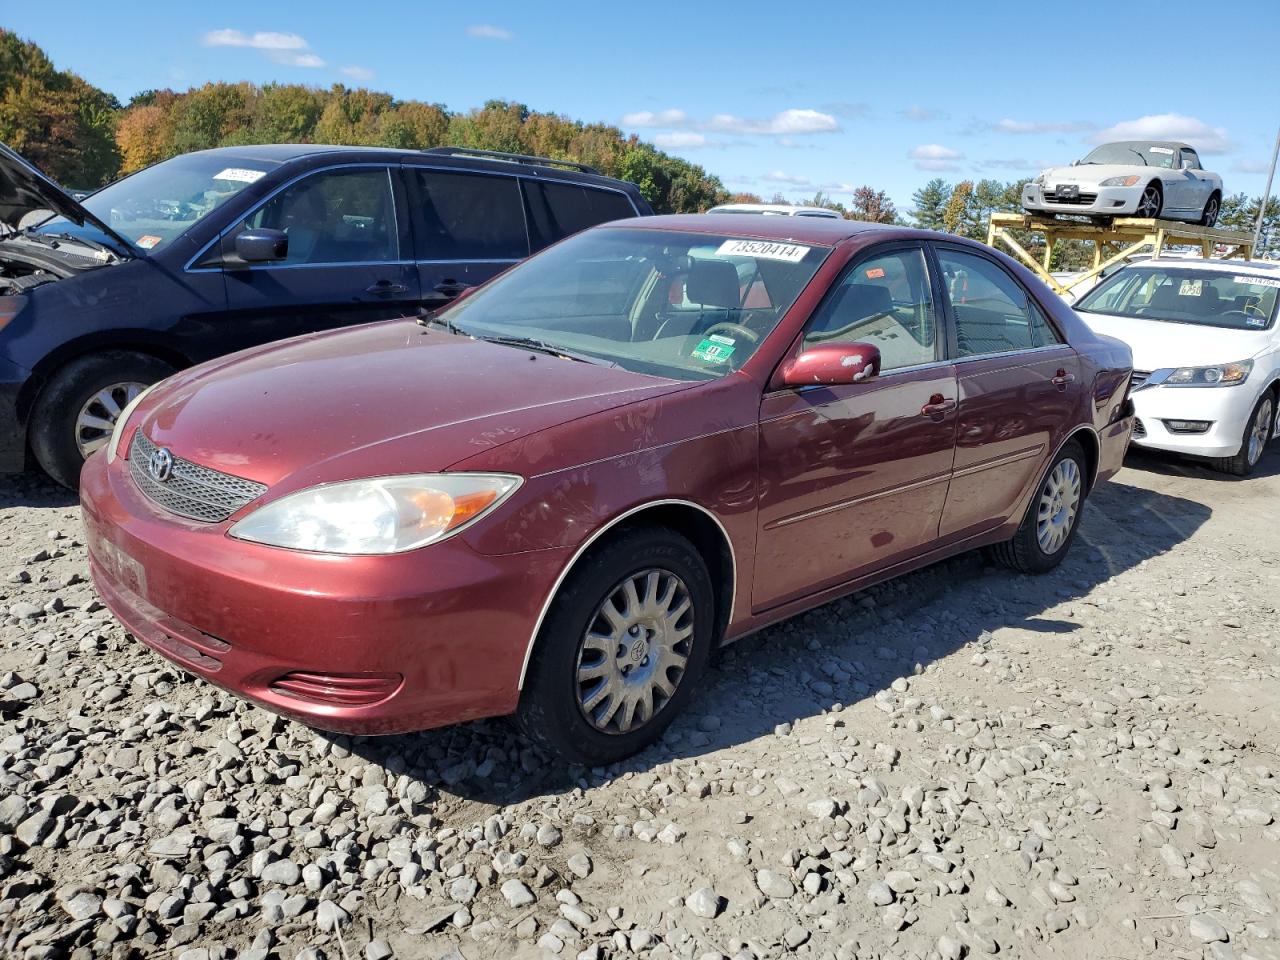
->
[105,384,157,464]
[1100,175,1141,187]
[1155,360,1253,387]
[228,473,522,554]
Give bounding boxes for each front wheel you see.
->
[516,528,715,766]
[1135,183,1163,219]
[990,440,1087,574]
[1212,392,1273,477]
[29,351,175,490]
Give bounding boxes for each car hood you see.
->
[138,319,689,492]
[0,142,133,252]
[1040,164,1151,185]
[1075,309,1272,369]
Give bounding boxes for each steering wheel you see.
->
[1219,310,1253,325]
[1243,301,1268,319]
[702,322,761,345]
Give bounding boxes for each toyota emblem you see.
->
[147,447,174,483]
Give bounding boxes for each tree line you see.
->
[2,28,1277,253]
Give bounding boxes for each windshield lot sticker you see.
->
[865,267,886,279]
[715,239,810,263]
[1178,279,1203,296]
[136,235,162,249]
[692,336,736,363]
[1247,316,1266,327]
[1148,146,1174,155]
[1235,275,1280,289]
[213,167,266,184]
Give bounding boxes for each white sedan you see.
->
[1022,141,1224,225]
[1073,259,1280,475]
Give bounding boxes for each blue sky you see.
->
[7,1,1279,211]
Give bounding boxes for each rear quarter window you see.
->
[525,181,637,251]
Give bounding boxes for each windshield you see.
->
[1080,143,1176,169]
[30,154,279,252]
[1077,266,1280,330]
[439,227,830,381]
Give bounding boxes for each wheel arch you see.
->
[516,499,737,691]
[1066,424,1101,492]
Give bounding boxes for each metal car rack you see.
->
[985,212,1256,296]
[420,146,600,175]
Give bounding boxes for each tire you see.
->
[29,351,175,490]
[1199,192,1221,227]
[1211,391,1273,477]
[1135,182,1163,220]
[516,527,716,766]
[990,440,1087,575]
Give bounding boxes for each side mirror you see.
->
[234,228,288,264]
[782,342,882,387]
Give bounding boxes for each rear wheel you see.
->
[29,351,174,490]
[990,440,1087,574]
[1199,192,1221,227]
[517,528,715,766]
[1135,183,1163,219]
[1212,392,1273,477]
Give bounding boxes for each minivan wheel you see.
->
[1212,392,1273,477]
[989,440,1087,574]
[516,528,715,766]
[30,351,175,490]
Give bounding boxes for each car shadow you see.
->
[333,475,1211,807]
[1122,442,1280,482]
[0,469,79,509]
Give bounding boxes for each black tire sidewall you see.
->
[30,351,174,489]
[1218,391,1274,476]
[519,529,715,766]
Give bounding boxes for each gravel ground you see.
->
[1,448,1278,960]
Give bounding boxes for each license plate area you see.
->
[1055,184,1080,200]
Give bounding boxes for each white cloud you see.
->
[763,170,812,186]
[467,24,514,40]
[1233,158,1273,174]
[910,144,964,171]
[994,118,1095,134]
[622,107,838,136]
[1090,113,1232,153]
[202,29,325,67]
[341,65,375,81]
[653,132,708,149]
[902,106,946,123]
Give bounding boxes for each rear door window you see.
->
[409,169,528,261]
[936,248,1061,356]
[524,181,637,251]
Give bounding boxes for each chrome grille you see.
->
[1131,369,1152,389]
[129,431,267,523]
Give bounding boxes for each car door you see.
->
[220,165,419,342]
[931,244,1083,542]
[754,243,959,610]
[402,166,530,309]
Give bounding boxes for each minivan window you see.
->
[411,170,528,261]
[524,181,637,251]
[31,154,279,252]
[243,167,397,265]
[937,248,1061,356]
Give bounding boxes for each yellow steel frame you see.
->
[985,213,1256,296]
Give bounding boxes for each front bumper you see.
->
[0,356,31,473]
[1128,381,1261,458]
[80,450,572,735]
[1022,183,1141,217]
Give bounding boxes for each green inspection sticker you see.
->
[692,334,736,364]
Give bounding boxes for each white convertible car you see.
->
[1022,141,1223,225]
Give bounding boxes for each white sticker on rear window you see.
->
[213,167,266,184]
[1148,146,1174,155]
[715,239,810,263]
[1234,275,1280,289]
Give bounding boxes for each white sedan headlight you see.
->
[1155,360,1253,387]
[106,385,157,464]
[229,474,522,554]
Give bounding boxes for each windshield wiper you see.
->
[418,313,469,336]
[20,228,121,259]
[476,334,617,367]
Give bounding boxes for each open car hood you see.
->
[0,142,133,254]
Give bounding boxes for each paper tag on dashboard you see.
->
[1235,275,1280,289]
[213,167,266,183]
[715,239,810,263]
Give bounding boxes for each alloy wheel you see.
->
[575,568,694,735]
[1203,197,1219,226]
[1036,458,1082,555]
[1248,397,1273,467]
[75,382,148,458]
[1136,186,1161,218]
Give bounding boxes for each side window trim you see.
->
[927,241,1068,361]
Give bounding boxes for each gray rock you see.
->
[1190,915,1228,943]
[501,879,536,908]
[756,869,795,899]
[685,887,723,919]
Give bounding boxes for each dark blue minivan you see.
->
[0,143,652,487]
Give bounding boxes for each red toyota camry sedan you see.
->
[81,215,1134,765]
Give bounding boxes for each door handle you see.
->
[433,279,471,297]
[921,395,957,419]
[365,280,409,297]
[1051,369,1076,390]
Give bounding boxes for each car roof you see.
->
[708,203,841,217]
[611,213,915,245]
[1091,140,1193,152]
[1129,257,1280,275]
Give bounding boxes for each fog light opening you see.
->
[270,671,403,706]
[1162,419,1212,435]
